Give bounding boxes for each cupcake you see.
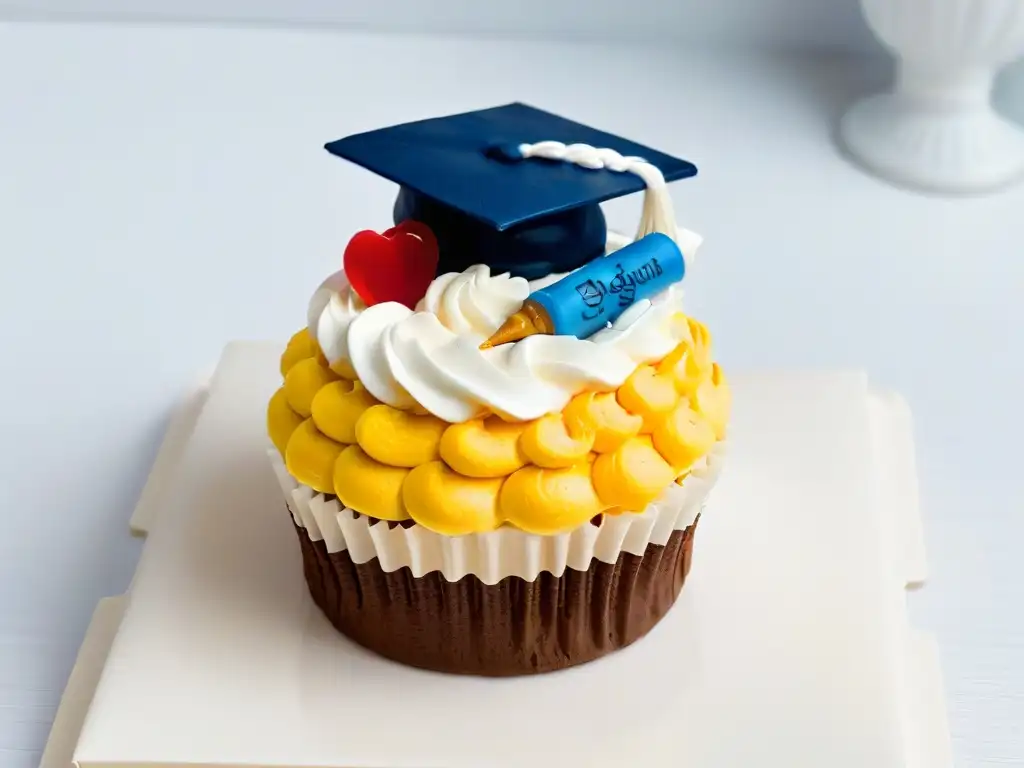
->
[267,103,730,676]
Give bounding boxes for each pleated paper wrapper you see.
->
[268,444,726,586]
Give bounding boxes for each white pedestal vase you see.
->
[841,0,1024,194]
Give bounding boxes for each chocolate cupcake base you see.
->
[294,517,698,676]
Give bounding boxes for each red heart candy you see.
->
[343,220,439,309]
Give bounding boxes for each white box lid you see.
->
[72,343,938,767]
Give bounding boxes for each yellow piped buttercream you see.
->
[355,405,446,468]
[563,391,643,453]
[500,460,603,534]
[271,314,730,536]
[329,357,358,380]
[333,445,411,521]
[659,317,713,392]
[403,462,502,535]
[518,413,595,469]
[616,365,679,434]
[652,400,717,473]
[658,344,702,396]
[692,363,731,441]
[687,317,712,359]
[280,328,318,377]
[285,418,345,494]
[267,387,304,457]
[311,380,378,444]
[593,435,676,511]
[439,417,528,478]
[284,357,340,418]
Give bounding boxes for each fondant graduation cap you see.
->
[325,102,697,280]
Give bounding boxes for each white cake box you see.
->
[41,343,951,768]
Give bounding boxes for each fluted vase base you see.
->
[841,93,1024,194]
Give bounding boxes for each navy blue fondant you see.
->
[393,187,605,280]
[325,102,697,278]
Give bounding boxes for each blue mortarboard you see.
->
[325,102,697,280]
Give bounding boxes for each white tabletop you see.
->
[0,19,1021,768]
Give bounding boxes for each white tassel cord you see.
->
[517,141,682,252]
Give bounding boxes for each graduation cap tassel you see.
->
[516,142,680,246]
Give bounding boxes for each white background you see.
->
[0,5,1023,768]
[0,0,877,49]
[4,0,1024,89]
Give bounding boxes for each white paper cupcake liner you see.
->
[269,444,726,585]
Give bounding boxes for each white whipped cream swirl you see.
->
[419,264,528,341]
[308,256,693,423]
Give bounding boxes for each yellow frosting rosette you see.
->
[269,316,730,537]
